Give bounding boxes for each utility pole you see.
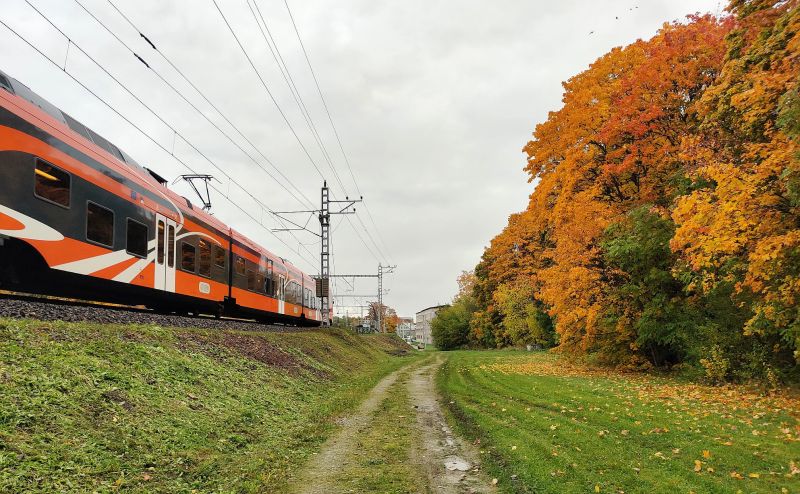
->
[274,181,361,327]
[378,263,396,332]
[320,184,330,325]
[330,262,395,332]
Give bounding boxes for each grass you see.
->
[0,318,419,493]
[437,350,800,494]
[331,362,427,494]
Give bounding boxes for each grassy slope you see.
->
[0,318,418,493]
[438,350,799,494]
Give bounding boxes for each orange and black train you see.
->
[0,68,322,325]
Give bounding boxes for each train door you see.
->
[278,275,285,314]
[154,214,177,292]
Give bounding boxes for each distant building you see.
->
[396,317,415,341]
[415,305,448,345]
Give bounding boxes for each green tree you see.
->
[431,297,475,350]
[601,206,697,366]
[493,281,555,348]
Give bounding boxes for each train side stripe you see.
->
[52,249,132,275]
[113,240,157,283]
[113,256,153,283]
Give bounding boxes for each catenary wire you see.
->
[23,0,319,265]
[211,0,330,186]
[283,0,394,263]
[113,0,387,269]
[103,0,316,210]
[0,14,319,271]
[247,0,344,197]
[69,0,315,212]
[215,0,386,269]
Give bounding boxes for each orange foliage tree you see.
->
[471,2,800,377]
[520,15,730,356]
[672,1,800,365]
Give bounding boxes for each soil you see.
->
[289,365,403,494]
[177,331,330,378]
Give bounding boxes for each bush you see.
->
[431,297,475,350]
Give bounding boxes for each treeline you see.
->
[433,0,800,382]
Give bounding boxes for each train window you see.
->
[0,74,13,93]
[126,219,148,258]
[181,242,195,272]
[157,221,165,264]
[34,160,70,208]
[246,269,256,291]
[235,256,246,276]
[86,202,114,247]
[167,225,175,268]
[86,128,125,162]
[265,260,274,295]
[256,272,266,293]
[63,113,94,143]
[214,245,226,268]
[198,239,211,277]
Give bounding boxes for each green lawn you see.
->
[437,350,800,494]
[0,318,418,493]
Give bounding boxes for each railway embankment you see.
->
[0,316,418,492]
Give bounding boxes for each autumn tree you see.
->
[469,1,799,378]
[671,0,800,372]
[367,302,398,333]
[520,15,731,358]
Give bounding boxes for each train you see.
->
[0,68,322,326]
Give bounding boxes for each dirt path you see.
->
[288,356,495,494]
[408,357,494,494]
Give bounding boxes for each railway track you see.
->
[0,291,307,333]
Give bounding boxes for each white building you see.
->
[396,318,415,341]
[415,305,448,345]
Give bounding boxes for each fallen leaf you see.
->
[492,478,498,485]
[702,450,711,459]
[694,460,702,472]
[595,485,600,492]
[748,473,760,478]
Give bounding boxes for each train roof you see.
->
[0,68,316,282]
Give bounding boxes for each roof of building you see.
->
[415,304,449,315]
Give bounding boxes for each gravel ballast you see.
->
[0,296,310,332]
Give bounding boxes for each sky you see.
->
[1,0,722,317]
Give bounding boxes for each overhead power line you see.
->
[283,0,394,263]
[211,0,330,185]
[247,0,347,198]
[1,10,318,270]
[214,0,387,272]
[89,0,317,210]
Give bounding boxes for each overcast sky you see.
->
[2,0,722,317]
